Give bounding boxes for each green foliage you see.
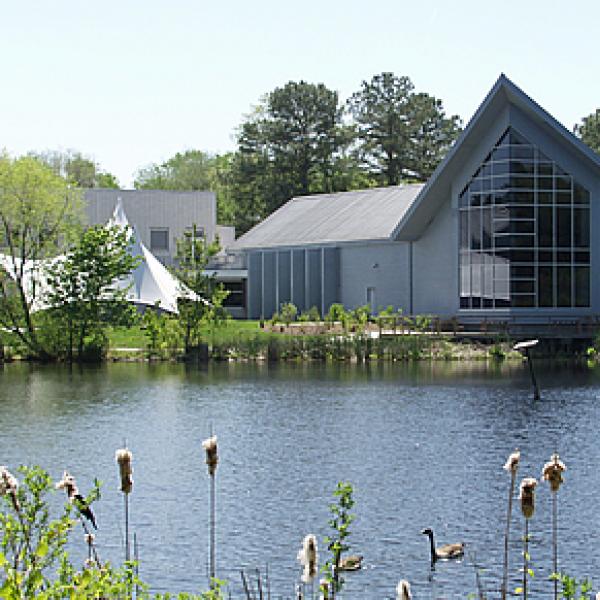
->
[43,224,139,362]
[134,150,236,227]
[30,150,120,189]
[231,81,352,232]
[279,302,298,326]
[325,303,347,325]
[174,225,229,354]
[351,305,371,329]
[322,481,355,596]
[0,466,77,598]
[550,572,593,599]
[142,309,181,359]
[298,306,321,322]
[347,72,462,184]
[0,465,225,599]
[574,109,600,155]
[0,155,83,359]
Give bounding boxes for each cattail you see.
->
[519,477,538,519]
[115,448,133,562]
[542,453,566,493]
[203,434,219,586]
[0,466,20,511]
[202,435,218,476]
[319,578,330,600]
[297,534,319,584]
[543,453,567,600]
[396,579,412,600]
[501,449,520,600]
[519,477,537,600]
[503,449,521,474]
[115,448,133,494]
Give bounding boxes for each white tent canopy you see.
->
[108,198,205,313]
[0,199,204,314]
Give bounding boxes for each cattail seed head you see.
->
[319,578,329,600]
[503,449,521,474]
[202,435,218,476]
[396,579,412,600]
[0,466,20,511]
[115,448,133,494]
[542,453,566,493]
[297,534,318,584]
[519,477,538,519]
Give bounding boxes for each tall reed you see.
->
[202,434,219,587]
[542,453,566,600]
[519,477,538,600]
[501,449,520,600]
[115,447,133,562]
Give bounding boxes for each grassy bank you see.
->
[101,321,521,362]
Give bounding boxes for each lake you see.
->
[1,359,599,598]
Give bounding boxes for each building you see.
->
[230,75,600,327]
[84,189,235,267]
[85,188,246,317]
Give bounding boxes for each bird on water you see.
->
[421,527,464,564]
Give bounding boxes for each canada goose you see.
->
[338,554,363,571]
[421,528,464,563]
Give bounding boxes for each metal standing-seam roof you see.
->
[231,184,424,250]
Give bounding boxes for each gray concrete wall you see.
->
[339,242,411,313]
[85,189,217,265]
[412,199,457,317]
[245,247,341,319]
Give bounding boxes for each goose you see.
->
[421,528,464,563]
[338,554,363,571]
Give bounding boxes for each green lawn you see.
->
[107,320,266,349]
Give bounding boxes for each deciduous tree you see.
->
[0,155,82,358]
[30,150,120,188]
[43,225,139,361]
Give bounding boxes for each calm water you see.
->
[1,360,600,599]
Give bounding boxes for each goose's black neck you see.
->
[426,531,437,563]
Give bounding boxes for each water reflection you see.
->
[1,360,599,598]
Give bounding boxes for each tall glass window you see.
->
[459,128,590,309]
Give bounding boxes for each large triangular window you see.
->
[459,128,590,309]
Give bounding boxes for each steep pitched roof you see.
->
[231,184,423,250]
[392,74,600,240]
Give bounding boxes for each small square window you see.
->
[150,228,169,251]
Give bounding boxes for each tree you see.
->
[0,155,83,358]
[574,109,600,154]
[42,225,139,362]
[232,81,350,229]
[174,224,228,354]
[134,149,214,190]
[133,150,237,227]
[30,150,120,188]
[347,72,462,184]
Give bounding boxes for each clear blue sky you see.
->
[1,0,599,187]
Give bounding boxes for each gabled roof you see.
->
[393,74,600,240]
[231,184,423,250]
